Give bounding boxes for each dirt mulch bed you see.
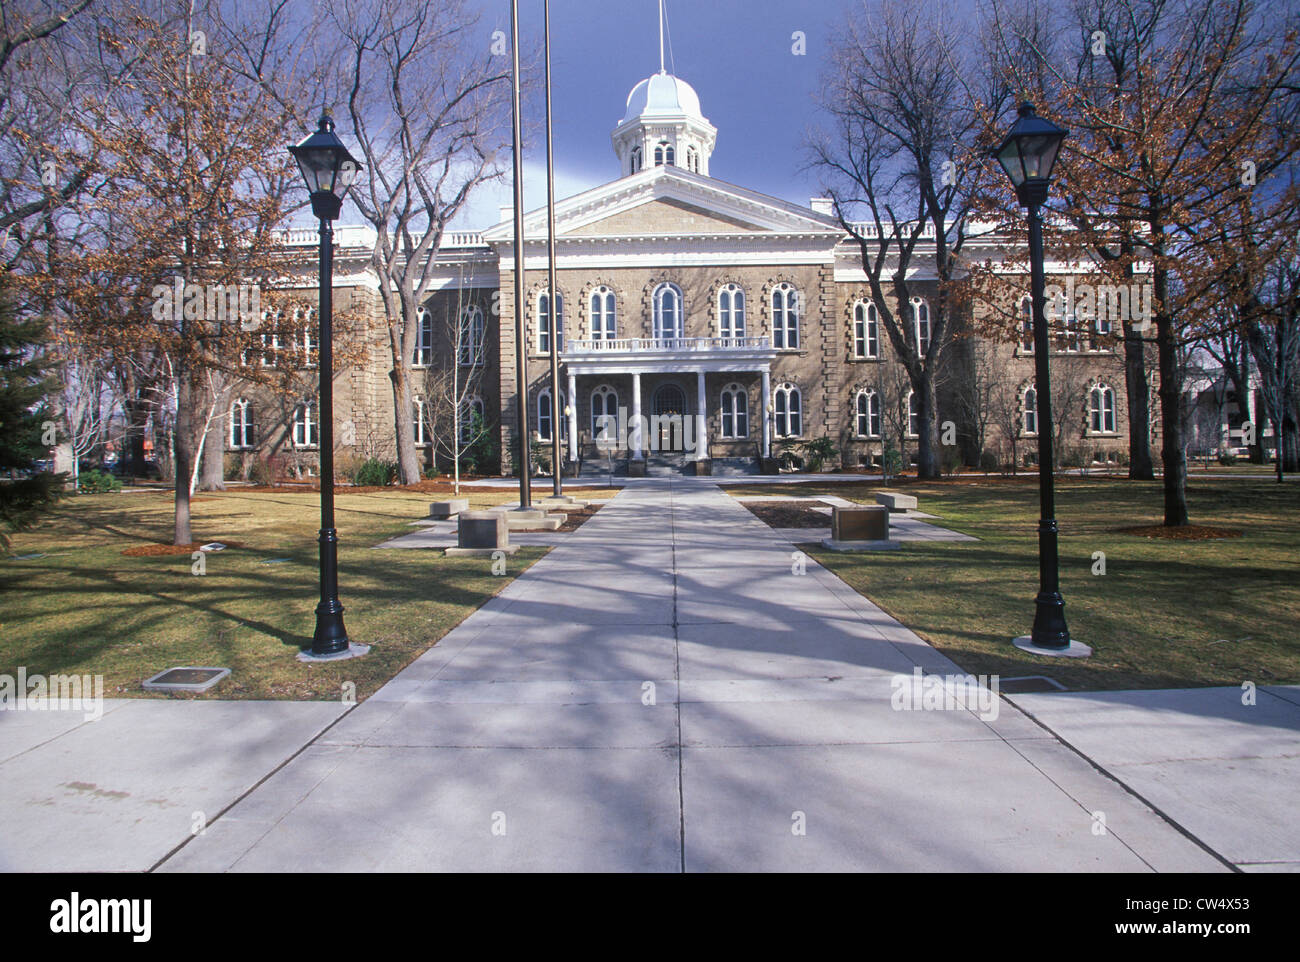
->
[556,502,604,532]
[1115,524,1244,541]
[742,501,832,528]
[122,540,245,557]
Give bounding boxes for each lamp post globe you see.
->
[290,114,363,658]
[992,103,1077,653]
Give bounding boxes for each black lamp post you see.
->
[993,103,1076,653]
[290,113,362,658]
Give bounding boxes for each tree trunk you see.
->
[1155,313,1189,526]
[1124,324,1154,479]
[173,373,195,545]
[390,365,420,484]
[915,372,940,479]
[198,414,226,491]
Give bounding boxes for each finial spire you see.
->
[659,0,665,73]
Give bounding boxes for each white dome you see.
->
[621,72,704,124]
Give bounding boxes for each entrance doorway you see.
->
[652,383,687,452]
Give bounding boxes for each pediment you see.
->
[480,165,842,243]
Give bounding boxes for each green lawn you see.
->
[732,477,1300,691]
[0,487,543,701]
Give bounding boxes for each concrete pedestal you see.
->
[832,505,889,541]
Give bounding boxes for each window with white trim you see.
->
[459,305,485,365]
[413,308,433,367]
[1090,384,1116,433]
[720,383,748,439]
[907,391,920,437]
[771,283,799,349]
[537,387,569,443]
[912,298,931,353]
[774,383,801,438]
[1062,314,1081,353]
[538,291,564,354]
[230,399,254,449]
[297,308,317,368]
[458,395,485,443]
[855,390,880,438]
[590,287,616,340]
[718,284,745,339]
[853,300,879,358]
[292,401,318,448]
[413,395,431,447]
[630,147,642,174]
[1019,298,1034,353]
[653,282,683,340]
[654,142,674,166]
[1023,387,1038,435]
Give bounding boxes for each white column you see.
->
[631,372,643,460]
[761,368,771,459]
[567,372,578,462]
[696,370,707,461]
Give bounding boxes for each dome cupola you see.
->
[612,70,716,177]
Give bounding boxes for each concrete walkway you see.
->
[157,480,1229,872]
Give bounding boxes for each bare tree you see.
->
[811,0,1007,477]
[330,0,512,484]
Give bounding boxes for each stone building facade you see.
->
[229,70,1142,479]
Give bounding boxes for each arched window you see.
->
[459,305,485,365]
[630,146,642,174]
[853,300,879,358]
[771,283,800,349]
[413,396,431,447]
[292,400,317,448]
[230,399,254,449]
[855,390,880,438]
[774,383,801,438]
[538,291,564,354]
[912,298,931,353]
[653,282,684,340]
[686,146,698,173]
[413,307,433,367]
[718,283,746,340]
[1020,297,1034,352]
[1023,387,1038,435]
[720,383,749,438]
[460,395,485,443]
[537,388,569,443]
[537,388,553,442]
[591,385,618,442]
[1090,384,1116,433]
[907,391,920,437]
[590,286,616,340]
[654,142,674,167]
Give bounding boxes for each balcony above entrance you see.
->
[562,336,775,375]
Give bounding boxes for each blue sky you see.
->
[452,0,866,228]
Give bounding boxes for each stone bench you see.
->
[874,492,918,512]
[429,498,469,520]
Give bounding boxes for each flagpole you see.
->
[509,0,531,506]
[545,0,564,496]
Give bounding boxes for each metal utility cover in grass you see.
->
[142,667,231,692]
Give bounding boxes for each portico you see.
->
[561,335,776,464]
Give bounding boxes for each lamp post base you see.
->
[311,598,351,657]
[1030,590,1070,649]
[1012,635,1093,658]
